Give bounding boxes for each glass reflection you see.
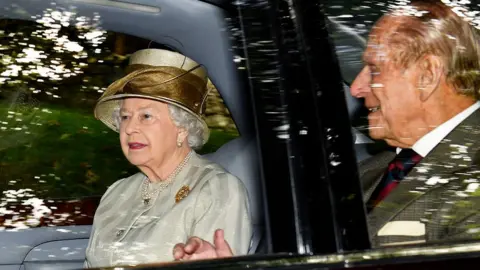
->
[327,0,480,248]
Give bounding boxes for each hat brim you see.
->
[95,93,210,146]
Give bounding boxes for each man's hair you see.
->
[385,0,480,99]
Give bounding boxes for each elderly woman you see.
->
[84,48,252,268]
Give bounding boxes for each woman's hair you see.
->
[167,104,205,150]
[112,100,206,150]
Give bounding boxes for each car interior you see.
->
[0,0,379,269]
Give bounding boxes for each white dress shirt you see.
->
[397,101,480,157]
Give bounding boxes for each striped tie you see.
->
[367,149,423,212]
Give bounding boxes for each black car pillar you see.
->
[235,0,371,254]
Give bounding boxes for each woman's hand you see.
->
[173,229,234,261]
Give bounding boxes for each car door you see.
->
[0,0,362,268]
[125,0,480,268]
[0,1,243,269]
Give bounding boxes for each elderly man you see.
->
[350,0,480,247]
[173,0,480,258]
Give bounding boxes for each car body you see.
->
[0,0,479,270]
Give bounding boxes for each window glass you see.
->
[0,15,237,229]
[325,0,480,248]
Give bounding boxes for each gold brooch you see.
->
[175,185,190,203]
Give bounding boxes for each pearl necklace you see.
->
[141,151,193,206]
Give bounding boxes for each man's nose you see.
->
[350,66,371,98]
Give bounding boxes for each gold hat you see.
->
[94,49,210,144]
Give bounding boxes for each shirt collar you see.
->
[396,101,480,157]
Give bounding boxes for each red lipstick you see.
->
[128,142,147,150]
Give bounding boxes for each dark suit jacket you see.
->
[359,109,480,247]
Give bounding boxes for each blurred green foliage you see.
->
[0,102,238,199]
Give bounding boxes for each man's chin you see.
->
[368,130,404,148]
[368,129,386,141]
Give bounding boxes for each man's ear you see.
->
[417,55,443,102]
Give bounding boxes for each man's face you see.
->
[350,16,424,148]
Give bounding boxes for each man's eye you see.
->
[120,115,129,121]
[143,113,152,119]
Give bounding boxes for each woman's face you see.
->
[118,98,181,168]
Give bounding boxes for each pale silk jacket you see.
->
[84,153,253,268]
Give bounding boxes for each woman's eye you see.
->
[120,115,129,121]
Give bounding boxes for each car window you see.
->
[3,0,480,268]
[325,0,480,249]
[0,15,237,230]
